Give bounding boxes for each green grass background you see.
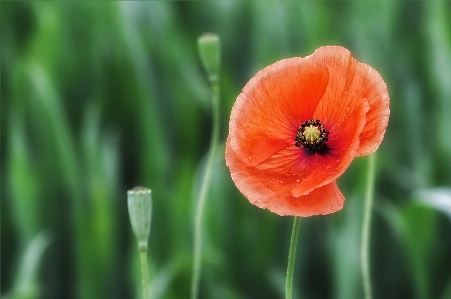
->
[1,1,451,299]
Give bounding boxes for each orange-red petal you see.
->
[307,46,390,156]
[354,65,390,156]
[226,139,345,216]
[229,58,329,166]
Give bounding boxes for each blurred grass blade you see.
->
[7,232,52,299]
[27,61,82,201]
[379,201,436,299]
[7,109,40,243]
[415,188,451,219]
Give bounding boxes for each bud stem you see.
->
[191,33,221,299]
[139,250,150,299]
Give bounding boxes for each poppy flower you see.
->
[225,46,389,216]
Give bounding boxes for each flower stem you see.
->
[139,249,150,299]
[361,153,376,299]
[190,82,221,299]
[286,216,301,299]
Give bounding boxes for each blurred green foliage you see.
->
[1,1,451,299]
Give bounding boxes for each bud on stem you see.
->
[127,186,152,250]
[197,33,221,84]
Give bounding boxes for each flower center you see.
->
[303,125,321,143]
[295,118,329,154]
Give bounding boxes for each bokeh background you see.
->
[2,1,451,299]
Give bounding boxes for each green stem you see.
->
[190,82,220,299]
[361,153,376,299]
[139,249,150,299]
[286,216,301,299]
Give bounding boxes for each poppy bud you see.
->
[127,186,152,250]
[198,33,221,83]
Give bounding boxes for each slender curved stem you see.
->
[139,249,150,299]
[286,216,301,299]
[190,82,220,299]
[361,153,376,299]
